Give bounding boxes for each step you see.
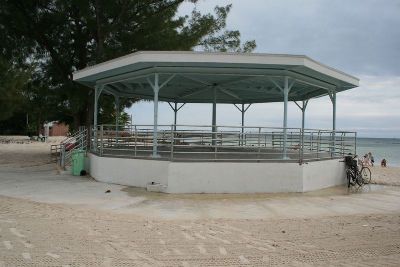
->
[146,182,167,193]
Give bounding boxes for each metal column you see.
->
[282,77,289,159]
[93,85,103,152]
[147,73,176,158]
[234,103,252,146]
[301,100,307,131]
[295,99,309,163]
[330,89,337,156]
[152,74,160,158]
[241,103,245,132]
[114,95,120,141]
[332,89,336,132]
[174,102,178,130]
[168,102,186,132]
[212,87,217,146]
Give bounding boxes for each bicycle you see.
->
[344,155,372,187]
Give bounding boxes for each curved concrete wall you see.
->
[89,154,169,187]
[89,153,345,193]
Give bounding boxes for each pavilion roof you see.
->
[73,51,359,104]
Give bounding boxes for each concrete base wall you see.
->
[89,154,169,188]
[167,162,303,193]
[302,160,347,192]
[89,153,345,193]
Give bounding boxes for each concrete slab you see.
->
[0,162,399,220]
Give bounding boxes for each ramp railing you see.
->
[51,126,88,168]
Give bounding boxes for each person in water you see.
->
[368,152,375,166]
[381,158,387,167]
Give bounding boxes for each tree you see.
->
[0,57,29,121]
[0,0,256,132]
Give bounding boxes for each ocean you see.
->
[357,138,400,167]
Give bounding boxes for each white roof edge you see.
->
[303,56,359,86]
[73,51,359,86]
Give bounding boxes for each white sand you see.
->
[0,141,399,266]
[371,166,400,186]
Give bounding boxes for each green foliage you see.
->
[0,0,256,133]
[0,58,29,121]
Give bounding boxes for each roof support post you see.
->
[294,99,309,163]
[147,73,175,158]
[174,102,178,131]
[149,74,160,158]
[168,102,186,132]
[234,103,252,146]
[114,95,120,143]
[282,76,294,159]
[331,89,336,132]
[294,100,309,133]
[93,84,104,152]
[329,88,337,156]
[212,87,217,146]
[241,104,245,138]
[301,100,308,163]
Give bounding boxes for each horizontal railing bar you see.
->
[98,124,356,133]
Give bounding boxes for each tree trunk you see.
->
[94,0,105,61]
[36,112,42,136]
[72,113,80,132]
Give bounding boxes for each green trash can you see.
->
[71,149,85,176]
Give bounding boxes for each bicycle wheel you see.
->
[347,169,355,187]
[356,171,364,186]
[346,170,351,188]
[361,167,371,184]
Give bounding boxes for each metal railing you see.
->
[51,126,88,168]
[89,124,356,163]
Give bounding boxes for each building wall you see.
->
[50,122,69,136]
[89,154,345,193]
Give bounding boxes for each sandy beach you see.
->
[0,139,399,266]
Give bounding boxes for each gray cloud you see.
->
[126,1,400,138]
[181,0,400,76]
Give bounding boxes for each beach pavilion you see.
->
[73,51,359,193]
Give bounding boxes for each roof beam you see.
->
[179,86,211,99]
[219,88,241,100]
[178,74,212,86]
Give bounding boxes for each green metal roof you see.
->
[73,51,359,104]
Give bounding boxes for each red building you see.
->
[42,121,69,136]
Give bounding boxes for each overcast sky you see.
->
[128,0,400,138]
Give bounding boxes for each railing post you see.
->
[354,132,357,156]
[340,132,345,156]
[170,125,174,160]
[60,145,65,169]
[264,132,267,147]
[100,125,104,156]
